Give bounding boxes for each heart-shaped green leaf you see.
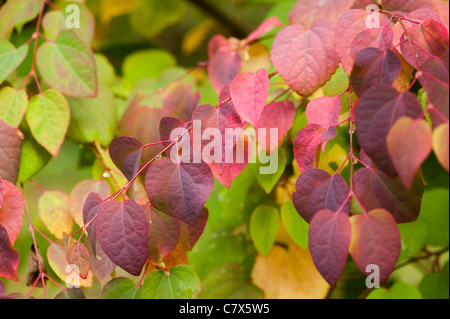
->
[0,87,28,128]
[0,40,28,85]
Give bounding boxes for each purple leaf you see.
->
[179,207,208,251]
[82,192,104,256]
[109,136,144,181]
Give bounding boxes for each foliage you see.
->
[0,0,448,300]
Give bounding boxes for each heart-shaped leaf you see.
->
[0,87,28,128]
[38,190,73,239]
[0,178,24,245]
[250,205,280,257]
[289,0,354,28]
[82,193,104,257]
[109,136,144,181]
[0,224,20,281]
[179,207,208,251]
[0,40,28,84]
[0,119,23,184]
[65,238,91,280]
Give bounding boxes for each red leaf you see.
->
[162,83,200,123]
[230,69,269,128]
[145,157,214,225]
[208,49,242,94]
[179,207,208,251]
[351,48,402,97]
[349,209,401,284]
[145,205,180,263]
[0,120,23,184]
[354,84,423,177]
[293,124,336,173]
[96,200,148,276]
[246,17,283,43]
[289,0,354,29]
[292,169,350,223]
[66,239,91,280]
[0,225,19,281]
[0,179,24,245]
[306,96,342,128]
[82,192,104,256]
[309,209,351,286]
[272,20,340,96]
[353,168,424,223]
[334,10,390,73]
[399,20,449,69]
[387,117,432,189]
[109,136,144,181]
[258,100,296,152]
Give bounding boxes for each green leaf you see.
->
[417,188,449,247]
[419,273,449,299]
[0,0,43,38]
[256,148,287,193]
[66,85,117,147]
[281,201,309,249]
[123,49,176,89]
[26,89,70,157]
[398,222,428,263]
[0,40,28,84]
[141,265,201,299]
[130,0,187,39]
[366,282,422,299]
[38,190,74,239]
[198,262,263,299]
[0,87,28,128]
[250,205,280,257]
[101,277,140,299]
[36,30,97,98]
[95,54,116,87]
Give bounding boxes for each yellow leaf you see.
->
[239,42,271,74]
[319,143,349,175]
[182,20,215,56]
[38,191,73,239]
[251,242,329,299]
[99,0,138,25]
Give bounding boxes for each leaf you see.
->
[66,85,117,147]
[281,201,309,249]
[293,124,337,173]
[419,272,449,299]
[26,89,70,157]
[293,169,351,223]
[258,100,296,152]
[349,209,401,284]
[250,205,280,257]
[0,119,23,184]
[0,178,23,245]
[354,84,423,177]
[179,207,208,251]
[399,20,449,69]
[0,40,28,86]
[65,238,91,280]
[246,17,283,43]
[161,242,188,270]
[36,30,97,98]
[309,209,351,286]
[86,240,116,283]
[208,47,242,94]
[0,225,19,281]
[306,96,342,129]
[433,123,449,172]
[256,148,287,194]
[146,205,180,263]
[271,19,340,96]
[141,265,201,299]
[289,0,354,28]
[162,82,200,123]
[0,0,42,38]
[198,262,263,299]
[26,245,46,287]
[382,0,435,13]
[96,200,148,276]
[109,137,144,181]
[0,87,27,128]
[351,48,402,97]
[353,168,424,223]
[46,242,93,287]
[230,69,269,128]
[38,190,73,239]
[251,243,329,298]
[145,157,214,225]
[54,288,86,299]
[101,277,140,299]
[366,282,422,299]
[387,117,433,189]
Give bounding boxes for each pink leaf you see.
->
[349,209,401,284]
[96,200,148,276]
[247,17,283,43]
[354,84,423,177]
[0,225,19,281]
[0,120,23,184]
[306,96,342,128]
[353,168,424,223]
[145,157,214,225]
[162,83,200,123]
[309,209,351,286]
[292,169,350,223]
[230,69,269,128]
[350,27,394,62]
[272,19,340,96]
[0,179,24,245]
[66,239,91,280]
[258,100,296,152]
[382,0,435,13]
[208,34,229,58]
[208,49,241,94]
[289,0,354,29]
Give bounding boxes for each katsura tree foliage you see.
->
[0,0,449,300]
